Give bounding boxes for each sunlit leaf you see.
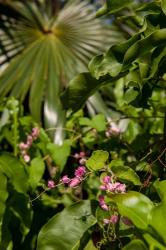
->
[86,150,109,171]
[37,200,97,250]
[107,191,154,229]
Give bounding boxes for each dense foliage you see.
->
[0,0,166,249]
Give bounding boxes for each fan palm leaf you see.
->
[0,0,125,143]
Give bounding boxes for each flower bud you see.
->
[75,166,86,178]
[69,177,81,187]
[61,175,71,184]
[23,154,30,163]
[47,180,56,189]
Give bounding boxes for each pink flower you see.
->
[27,135,33,146]
[110,126,121,135]
[113,182,126,193]
[110,215,119,224]
[103,218,110,224]
[19,142,29,150]
[23,154,30,163]
[107,183,115,192]
[103,176,111,184]
[69,177,81,187]
[31,127,40,140]
[61,175,71,184]
[74,166,86,178]
[106,182,126,193]
[79,151,86,158]
[101,204,109,211]
[47,180,56,189]
[103,215,119,225]
[74,153,80,159]
[99,195,109,211]
[99,185,107,190]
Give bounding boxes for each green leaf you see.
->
[153,179,166,202]
[28,157,45,190]
[0,108,10,130]
[122,239,148,250]
[96,0,133,17]
[89,34,140,79]
[8,190,32,232]
[84,240,97,250]
[0,173,8,221]
[47,140,71,172]
[79,114,106,132]
[143,234,166,250]
[37,200,97,250]
[91,114,106,132]
[107,191,154,229]
[109,160,141,185]
[124,29,166,65]
[86,150,109,171]
[124,87,139,104]
[161,0,166,15]
[147,180,166,244]
[82,131,96,149]
[0,154,28,193]
[61,73,105,112]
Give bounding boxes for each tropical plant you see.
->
[1,0,166,249]
[0,0,125,143]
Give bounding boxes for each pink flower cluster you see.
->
[98,176,126,212]
[47,166,87,190]
[74,151,87,165]
[100,176,126,193]
[103,215,119,225]
[61,166,86,188]
[19,127,40,163]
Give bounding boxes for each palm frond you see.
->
[0,0,125,143]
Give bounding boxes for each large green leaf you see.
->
[124,29,166,64]
[28,157,45,190]
[86,150,109,171]
[0,154,28,193]
[7,190,33,234]
[89,33,140,79]
[109,160,141,185]
[107,191,154,229]
[37,200,97,250]
[61,73,106,112]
